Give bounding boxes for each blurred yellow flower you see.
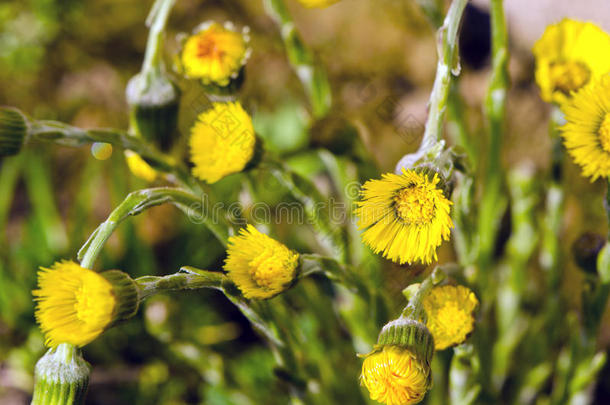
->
[33,261,116,347]
[354,169,453,265]
[189,102,256,183]
[224,225,299,299]
[560,75,610,181]
[125,150,158,182]
[179,22,249,86]
[533,18,610,104]
[423,285,478,350]
[361,345,430,405]
[297,0,340,8]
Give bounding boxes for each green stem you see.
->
[264,159,347,262]
[263,0,332,119]
[27,118,193,186]
[417,0,468,154]
[477,0,509,272]
[135,267,226,299]
[401,267,446,322]
[141,0,175,74]
[78,187,229,269]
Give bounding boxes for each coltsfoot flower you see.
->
[125,150,158,182]
[533,18,610,104]
[354,169,453,265]
[189,102,257,183]
[33,261,139,347]
[297,0,341,8]
[422,285,478,350]
[224,225,299,299]
[361,317,433,405]
[178,22,250,87]
[560,75,610,181]
[361,346,430,405]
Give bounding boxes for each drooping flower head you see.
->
[422,285,478,350]
[297,0,341,8]
[33,261,139,347]
[354,169,453,265]
[125,150,158,182]
[361,318,433,405]
[224,225,299,299]
[361,346,430,405]
[189,101,257,184]
[179,22,250,87]
[560,75,610,181]
[533,18,610,104]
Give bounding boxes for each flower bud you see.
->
[0,107,27,156]
[572,232,606,274]
[31,344,90,405]
[126,69,180,151]
[361,318,433,405]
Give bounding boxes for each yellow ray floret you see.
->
[361,346,430,405]
[560,75,610,181]
[125,150,158,182]
[423,285,478,350]
[189,102,256,183]
[33,261,116,347]
[533,18,610,105]
[224,225,299,299]
[354,169,453,265]
[180,22,249,86]
[297,0,340,8]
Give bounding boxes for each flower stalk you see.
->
[263,0,332,119]
[416,0,468,155]
[477,0,509,273]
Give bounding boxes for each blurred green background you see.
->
[2,0,610,403]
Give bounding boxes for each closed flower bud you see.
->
[125,150,158,182]
[224,225,299,299]
[31,344,90,405]
[0,107,27,156]
[126,69,180,151]
[573,232,606,274]
[361,318,433,405]
[33,261,140,347]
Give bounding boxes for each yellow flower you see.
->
[179,22,250,86]
[224,225,299,299]
[423,285,478,350]
[33,261,116,347]
[361,346,430,405]
[533,18,610,104]
[125,150,158,182]
[560,75,610,181]
[189,102,256,183]
[354,169,453,265]
[297,0,340,8]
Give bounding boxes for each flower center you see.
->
[74,283,98,323]
[248,248,286,289]
[394,184,436,225]
[549,61,591,94]
[599,113,610,153]
[197,37,222,60]
[437,301,470,339]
